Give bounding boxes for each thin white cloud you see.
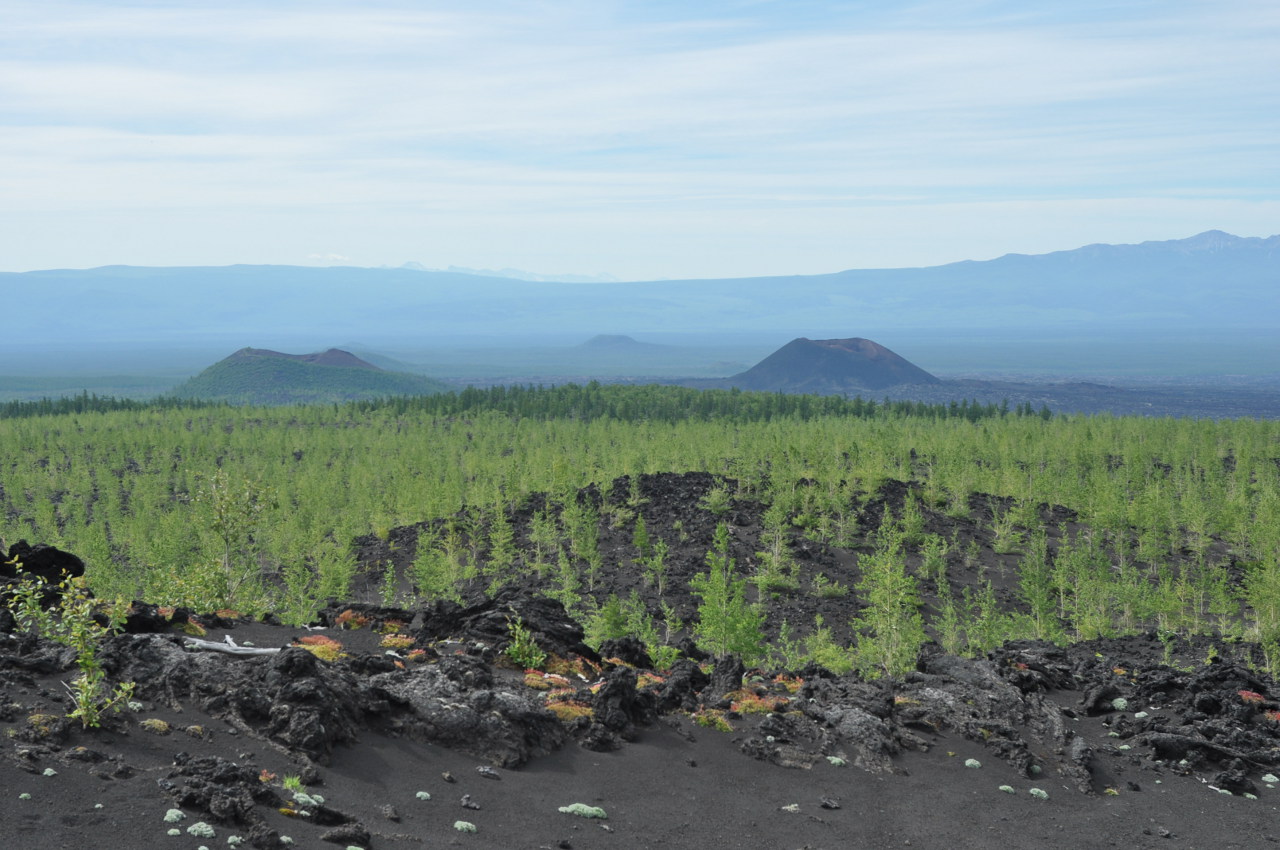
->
[0,0,1275,276]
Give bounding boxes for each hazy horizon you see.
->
[7,228,1277,282]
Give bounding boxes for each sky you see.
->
[1,0,1277,280]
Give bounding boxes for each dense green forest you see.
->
[2,384,1278,675]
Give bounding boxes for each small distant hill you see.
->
[170,347,450,405]
[727,337,939,393]
[578,334,668,351]
[233,347,382,370]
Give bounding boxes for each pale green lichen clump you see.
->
[964,759,982,769]
[164,809,186,823]
[187,822,216,838]
[559,803,608,819]
[454,821,477,833]
[998,785,1015,794]
[1029,788,1049,800]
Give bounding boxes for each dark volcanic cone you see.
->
[728,337,939,392]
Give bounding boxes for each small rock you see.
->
[461,794,481,810]
[319,823,370,845]
[477,765,501,780]
[381,804,400,822]
[820,797,841,809]
[442,771,456,783]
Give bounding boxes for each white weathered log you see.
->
[184,638,282,655]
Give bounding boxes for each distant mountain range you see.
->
[170,347,449,404]
[6,231,1275,349]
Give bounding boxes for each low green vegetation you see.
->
[7,578,135,727]
[0,382,1277,678]
[559,803,608,818]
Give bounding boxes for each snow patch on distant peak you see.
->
[397,262,619,283]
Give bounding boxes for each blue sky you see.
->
[1,0,1277,279]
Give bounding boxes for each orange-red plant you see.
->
[380,634,415,650]
[546,700,593,722]
[545,688,593,722]
[636,672,667,690]
[727,688,788,715]
[544,654,601,679]
[294,634,346,662]
[773,674,804,693]
[692,708,732,732]
[335,609,371,630]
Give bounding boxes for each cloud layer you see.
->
[2,1,1277,278]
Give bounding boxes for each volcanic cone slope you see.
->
[728,336,939,393]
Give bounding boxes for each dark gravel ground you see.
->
[2,472,1279,849]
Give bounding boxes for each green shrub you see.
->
[559,803,607,819]
[7,578,135,727]
[691,524,765,664]
[504,616,547,669]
